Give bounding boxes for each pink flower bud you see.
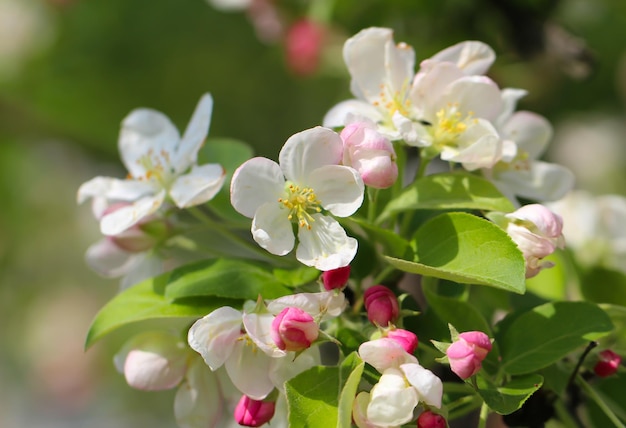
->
[363,285,399,327]
[386,329,418,354]
[234,395,276,427]
[322,265,351,290]
[285,19,325,76]
[505,204,565,278]
[417,410,447,428]
[102,203,166,252]
[594,349,621,377]
[271,307,319,351]
[340,121,398,189]
[446,331,492,379]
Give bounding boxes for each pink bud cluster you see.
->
[594,349,621,377]
[234,395,276,427]
[271,307,319,352]
[322,265,351,290]
[364,285,399,327]
[417,410,447,428]
[446,331,492,379]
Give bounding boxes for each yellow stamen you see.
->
[278,182,322,229]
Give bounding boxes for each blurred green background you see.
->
[0,0,624,426]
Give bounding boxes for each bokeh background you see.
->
[0,0,625,426]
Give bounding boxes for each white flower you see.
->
[356,338,443,427]
[77,93,226,236]
[230,127,364,271]
[323,27,416,139]
[485,89,574,203]
[429,40,495,75]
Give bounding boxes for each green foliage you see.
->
[385,212,526,293]
[475,374,544,415]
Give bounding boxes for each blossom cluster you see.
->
[78,25,623,428]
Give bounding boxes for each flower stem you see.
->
[478,400,489,428]
[577,374,626,428]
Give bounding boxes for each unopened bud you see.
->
[271,307,319,351]
[594,349,621,377]
[285,19,325,76]
[386,329,418,354]
[417,410,446,428]
[234,395,276,427]
[322,265,351,290]
[363,285,399,327]
[446,331,492,379]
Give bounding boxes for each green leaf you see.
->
[273,266,320,288]
[580,267,626,306]
[285,353,364,428]
[476,374,544,415]
[500,301,614,375]
[347,218,412,259]
[197,137,254,178]
[384,212,526,293]
[165,259,292,300]
[377,171,515,223]
[85,272,235,348]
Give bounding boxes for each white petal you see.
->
[401,363,443,408]
[243,312,285,357]
[251,202,295,256]
[121,332,188,391]
[173,93,213,172]
[169,163,225,208]
[268,291,347,320]
[308,165,364,217]
[358,338,417,372]
[440,76,504,122]
[296,214,357,271]
[279,127,343,184]
[393,112,432,147]
[225,340,274,400]
[119,253,164,290]
[85,238,136,278]
[230,157,285,218]
[269,346,321,392]
[496,161,575,202]
[119,108,181,178]
[323,99,385,129]
[442,119,502,170]
[430,40,495,75]
[187,306,243,370]
[367,368,418,426]
[100,190,165,235]
[496,88,528,128]
[410,60,466,114]
[77,176,157,204]
[503,111,553,159]
[174,358,223,428]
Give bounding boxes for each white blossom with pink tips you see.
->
[230,126,364,271]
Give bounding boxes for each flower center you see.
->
[137,149,174,186]
[493,150,531,173]
[278,182,322,229]
[432,104,474,149]
[373,81,412,123]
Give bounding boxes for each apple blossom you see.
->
[503,204,566,278]
[417,410,447,428]
[267,290,347,321]
[594,349,621,377]
[77,93,226,236]
[340,120,398,189]
[386,329,419,354]
[234,395,276,427]
[271,307,319,352]
[321,265,351,290]
[446,331,492,379]
[230,126,364,271]
[364,285,400,327]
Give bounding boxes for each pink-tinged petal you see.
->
[442,119,502,170]
[243,312,286,358]
[352,392,377,428]
[119,331,188,391]
[225,341,274,400]
[118,253,164,290]
[169,163,225,208]
[230,157,285,218]
[358,338,417,372]
[77,176,157,204]
[323,99,385,129]
[411,61,466,115]
[251,202,295,256]
[174,358,223,428]
[119,108,181,178]
[430,41,495,75]
[187,306,243,370]
[496,161,575,202]
[100,190,165,236]
[279,127,343,184]
[296,214,357,271]
[401,363,443,408]
[440,75,504,122]
[85,238,136,278]
[367,368,418,426]
[503,111,553,159]
[267,291,347,320]
[173,93,213,173]
[308,165,364,217]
